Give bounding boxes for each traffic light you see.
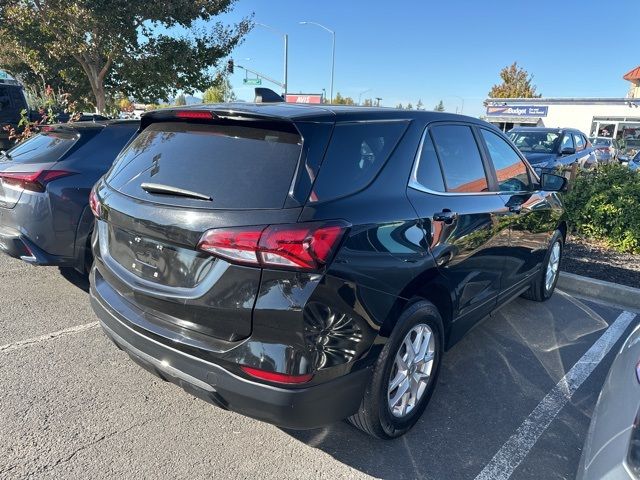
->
[227,59,234,74]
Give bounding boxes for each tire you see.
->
[347,301,443,439]
[522,230,563,302]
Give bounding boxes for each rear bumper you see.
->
[90,275,372,430]
[0,224,73,266]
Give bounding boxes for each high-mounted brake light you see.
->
[175,110,214,120]
[240,365,313,385]
[89,187,101,218]
[0,170,74,192]
[197,221,349,271]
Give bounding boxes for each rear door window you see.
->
[573,133,585,151]
[480,129,532,192]
[309,121,408,202]
[106,122,302,210]
[430,124,488,193]
[2,131,78,164]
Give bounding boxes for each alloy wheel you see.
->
[387,324,436,418]
[545,241,561,292]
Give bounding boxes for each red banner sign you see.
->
[285,94,323,104]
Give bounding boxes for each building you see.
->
[484,66,640,145]
[624,65,640,98]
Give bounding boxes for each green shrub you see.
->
[564,164,640,253]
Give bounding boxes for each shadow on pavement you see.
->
[57,267,90,293]
[281,296,625,480]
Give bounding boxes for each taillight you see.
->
[89,187,101,218]
[197,221,349,271]
[0,170,74,192]
[240,365,313,385]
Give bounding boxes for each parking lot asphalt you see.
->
[0,253,637,480]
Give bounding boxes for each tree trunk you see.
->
[73,54,111,114]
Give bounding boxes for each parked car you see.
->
[89,105,567,439]
[0,79,29,151]
[588,137,619,164]
[577,324,640,480]
[620,138,640,163]
[509,127,596,174]
[0,120,139,274]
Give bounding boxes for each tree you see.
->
[406,103,413,110]
[416,99,424,111]
[333,92,355,105]
[363,98,373,107]
[202,73,235,103]
[174,93,187,106]
[489,62,540,98]
[434,100,445,112]
[0,1,251,113]
[395,103,404,109]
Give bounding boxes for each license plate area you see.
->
[105,224,214,288]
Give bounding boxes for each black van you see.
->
[0,79,29,151]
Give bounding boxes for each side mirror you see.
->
[541,173,567,192]
[560,147,576,156]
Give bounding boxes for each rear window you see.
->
[2,131,78,164]
[309,121,408,202]
[0,86,10,111]
[106,122,302,209]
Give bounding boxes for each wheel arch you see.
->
[380,270,455,350]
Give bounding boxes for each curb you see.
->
[558,271,640,311]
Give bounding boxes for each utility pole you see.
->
[300,21,335,103]
[256,23,289,96]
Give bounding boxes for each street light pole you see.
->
[358,88,371,106]
[300,21,335,103]
[256,22,289,96]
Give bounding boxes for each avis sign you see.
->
[285,94,323,104]
[486,105,549,117]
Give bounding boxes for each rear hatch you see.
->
[95,112,319,342]
[0,129,80,209]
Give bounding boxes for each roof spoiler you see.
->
[254,88,284,103]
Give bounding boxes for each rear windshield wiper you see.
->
[140,182,212,201]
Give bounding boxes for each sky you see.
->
[209,0,639,117]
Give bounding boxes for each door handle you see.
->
[433,210,457,224]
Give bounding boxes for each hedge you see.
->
[563,164,640,254]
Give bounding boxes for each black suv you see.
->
[89,104,567,439]
[0,79,29,151]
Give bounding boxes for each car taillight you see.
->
[197,221,349,271]
[89,187,101,218]
[240,365,313,385]
[0,170,74,192]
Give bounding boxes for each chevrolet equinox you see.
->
[89,104,567,439]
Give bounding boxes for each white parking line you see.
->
[0,322,100,354]
[475,310,637,480]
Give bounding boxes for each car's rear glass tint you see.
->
[106,122,302,209]
[309,121,408,202]
[2,131,78,164]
